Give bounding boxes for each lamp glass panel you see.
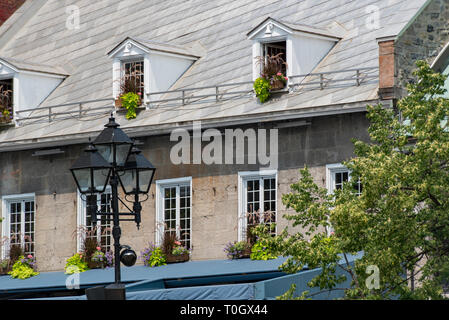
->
[96,144,113,164]
[120,169,137,194]
[73,168,91,193]
[138,169,154,193]
[93,168,110,192]
[116,144,132,167]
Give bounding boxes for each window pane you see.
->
[162,184,191,249]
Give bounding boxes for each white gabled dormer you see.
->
[0,57,68,126]
[108,37,201,105]
[247,17,341,80]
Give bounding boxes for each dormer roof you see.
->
[107,37,202,60]
[247,17,341,41]
[0,57,69,77]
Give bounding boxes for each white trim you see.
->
[237,170,278,241]
[155,176,192,246]
[325,163,350,194]
[76,187,112,252]
[1,193,35,259]
[247,20,293,40]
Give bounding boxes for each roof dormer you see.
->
[247,17,341,80]
[108,37,201,105]
[0,57,68,126]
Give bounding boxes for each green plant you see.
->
[121,92,140,120]
[140,243,167,267]
[254,77,271,103]
[8,255,39,279]
[172,245,189,256]
[224,241,251,259]
[268,61,449,299]
[9,244,24,265]
[250,241,277,260]
[65,253,89,274]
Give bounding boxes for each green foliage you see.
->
[250,225,278,260]
[65,253,89,274]
[141,246,166,267]
[172,245,189,256]
[9,256,39,279]
[267,61,449,299]
[120,92,140,120]
[254,77,271,103]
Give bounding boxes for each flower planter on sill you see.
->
[165,253,189,264]
[87,261,106,269]
[239,248,252,259]
[270,79,286,91]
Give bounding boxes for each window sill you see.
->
[0,121,15,128]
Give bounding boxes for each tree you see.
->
[268,61,449,299]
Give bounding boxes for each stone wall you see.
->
[395,0,449,90]
[0,112,370,271]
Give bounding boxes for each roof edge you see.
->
[0,99,385,153]
[0,0,47,51]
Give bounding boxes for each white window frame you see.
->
[326,163,362,195]
[238,170,277,242]
[155,177,192,248]
[1,193,35,259]
[253,36,289,81]
[76,187,113,253]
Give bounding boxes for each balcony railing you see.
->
[14,67,378,125]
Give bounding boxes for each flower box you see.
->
[115,96,142,109]
[165,253,189,264]
[270,79,286,90]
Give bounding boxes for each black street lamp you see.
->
[70,115,156,294]
[117,147,156,229]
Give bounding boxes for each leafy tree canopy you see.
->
[266,61,449,299]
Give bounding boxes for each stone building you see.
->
[0,0,448,272]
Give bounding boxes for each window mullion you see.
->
[260,178,265,224]
[21,200,25,250]
[176,185,181,240]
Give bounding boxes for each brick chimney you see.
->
[0,0,26,26]
[378,39,397,100]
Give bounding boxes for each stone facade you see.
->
[0,112,370,271]
[395,0,449,90]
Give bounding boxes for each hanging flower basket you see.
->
[165,253,189,264]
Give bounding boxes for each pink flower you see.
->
[284,77,288,80]
[96,246,101,251]
[174,241,181,246]
[277,72,282,76]
[27,254,33,259]
[137,92,141,95]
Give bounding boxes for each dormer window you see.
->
[0,57,67,126]
[0,78,13,125]
[108,37,201,107]
[247,17,341,81]
[262,40,287,75]
[121,60,145,97]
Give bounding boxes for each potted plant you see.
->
[71,226,113,270]
[9,255,39,279]
[224,241,252,260]
[254,53,288,103]
[115,64,144,120]
[161,232,190,264]
[65,252,89,274]
[0,86,13,125]
[140,243,167,267]
[91,246,114,269]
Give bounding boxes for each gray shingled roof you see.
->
[0,0,429,151]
